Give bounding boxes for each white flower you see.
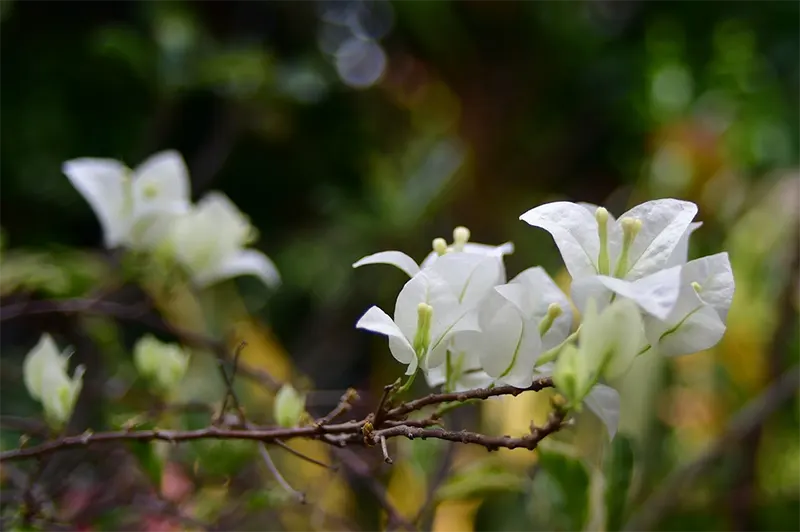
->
[575,253,734,357]
[23,334,84,429]
[461,267,570,388]
[133,335,190,394]
[166,192,280,288]
[63,151,191,250]
[356,254,490,375]
[353,225,513,284]
[520,199,698,312]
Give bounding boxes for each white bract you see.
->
[592,253,734,357]
[166,192,280,288]
[23,334,84,429]
[356,253,499,375]
[464,267,570,388]
[520,199,698,312]
[133,335,190,395]
[353,225,513,284]
[63,151,191,250]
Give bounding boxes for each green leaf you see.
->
[603,435,635,531]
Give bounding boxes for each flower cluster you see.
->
[63,151,280,289]
[354,199,734,438]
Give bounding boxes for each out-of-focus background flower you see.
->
[1,1,797,530]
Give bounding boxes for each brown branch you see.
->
[384,377,554,419]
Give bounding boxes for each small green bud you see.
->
[133,335,190,396]
[432,237,448,256]
[691,281,702,293]
[274,384,306,428]
[552,344,589,410]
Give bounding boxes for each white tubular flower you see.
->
[133,335,190,395]
[356,266,480,375]
[166,192,280,289]
[519,200,698,311]
[62,150,191,250]
[352,225,513,284]
[23,334,84,429]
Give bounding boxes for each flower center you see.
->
[412,303,434,360]
[595,207,610,275]
[613,217,642,278]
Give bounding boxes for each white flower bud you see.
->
[133,335,190,395]
[274,384,306,428]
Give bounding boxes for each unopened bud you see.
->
[274,384,306,428]
[691,281,702,293]
[595,207,609,225]
[453,226,471,251]
[432,237,448,256]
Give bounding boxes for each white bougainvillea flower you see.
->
[63,150,191,249]
[465,267,570,389]
[520,199,698,282]
[575,252,734,357]
[494,267,573,349]
[166,192,280,288]
[356,265,481,375]
[642,252,733,356]
[23,334,84,429]
[353,225,513,283]
[133,335,190,395]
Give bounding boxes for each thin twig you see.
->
[623,364,800,531]
[273,440,337,471]
[257,442,306,504]
[315,388,359,426]
[380,436,392,464]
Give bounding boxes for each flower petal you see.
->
[356,306,416,365]
[682,253,734,320]
[646,304,726,357]
[519,201,601,279]
[619,199,698,280]
[62,158,130,248]
[353,251,421,278]
[584,384,620,439]
[132,150,191,219]
[507,267,573,349]
[664,222,703,268]
[429,252,501,308]
[592,265,683,321]
[196,249,281,288]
